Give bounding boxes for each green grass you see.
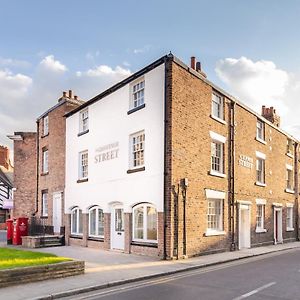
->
[0,248,71,270]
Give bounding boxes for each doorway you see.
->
[111,206,125,250]
[239,204,251,249]
[53,192,62,234]
[274,207,283,244]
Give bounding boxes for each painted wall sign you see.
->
[95,142,119,163]
[238,154,253,169]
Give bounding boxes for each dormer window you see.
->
[43,116,49,136]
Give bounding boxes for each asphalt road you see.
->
[64,249,300,300]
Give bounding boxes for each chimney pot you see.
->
[63,91,67,97]
[190,56,196,70]
[74,95,78,100]
[68,90,72,99]
[196,61,201,72]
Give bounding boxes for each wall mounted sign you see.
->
[238,154,253,169]
[95,142,119,163]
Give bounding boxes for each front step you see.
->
[22,235,65,248]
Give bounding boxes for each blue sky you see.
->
[1,0,300,147]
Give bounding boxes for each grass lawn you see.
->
[0,248,71,270]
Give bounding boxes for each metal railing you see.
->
[29,216,54,236]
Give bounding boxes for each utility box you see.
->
[6,219,13,245]
[12,217,29,245]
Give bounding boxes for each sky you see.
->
[1,0,300,149]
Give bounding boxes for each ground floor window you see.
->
[207,199,223,233]
[89,206,104,237]
[41,191,48,217]
[71,207,83,235]
[256,204,264,231]
[133,204,157,242]
[286,205,294,231]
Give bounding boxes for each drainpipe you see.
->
[34,120,39,216]
[294,142,299,240]
[181,178,188,257]
[229,100,236,250]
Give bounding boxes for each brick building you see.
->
[9,91,83,233]
[64,53,300,258]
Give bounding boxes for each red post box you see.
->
[6,219,13,245]
[12,217,29,245]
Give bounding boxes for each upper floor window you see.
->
[256,158,265,185]
[41,191,48,217]
[79,109,89,133]
[71,207,83,235]
[286,164,294,192]
[133,203,157,242]
[209,131,226,178]
[43,116,49,136]
[89,206,104,238]
[131,79,145,109]
[211,92,224,120]
[130,131,145,169]
[79,151,88,179]
[287,138,294,156]
[256,119,265,141]
[42,148,48,174]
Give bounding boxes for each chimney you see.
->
[0,146,9,170]
[190,56,196,70]
[68,90,73,99]
[196,61,201,72]
[261,105,280,127]
[74,95,78,100]
[63,91,67,98]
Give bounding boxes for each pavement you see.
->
[1,234,300,300]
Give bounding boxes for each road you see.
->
[63,249,300,300]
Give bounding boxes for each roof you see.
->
[65,53,299,143]
[0,167,13,188]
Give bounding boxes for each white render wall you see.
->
[65,64,165,213]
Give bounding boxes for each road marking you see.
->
[232,282,276,300]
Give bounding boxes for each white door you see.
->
[239,204,251,249]
[53,192,62,234]
[111,206,125,250]
[274,207,283,244]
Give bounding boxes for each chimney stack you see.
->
[190,56,196,70]
[261,105,280,127]
[190,56,207,78]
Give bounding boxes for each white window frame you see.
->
[88,206,104,238]
[132,203,157,243]
[129,131,145,169]
[285,164,294,193]
[43,115,49,136]
[130,78,145,109]
[209,131,226,178]
[256,119,266,143]
[286,204,294,231]
[286,138,294,157]
[255,199,266,233]
[78,150,88,179]
[42,149,48,173]
[255,152,266,186]
[211,92,224,122]
[41,191,48,217]
[71,207,83,235]
[79,108,89,133]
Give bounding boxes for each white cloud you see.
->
[133,45,152,54]
[39,55,67,73]
[0,57,30,68]
[78,65,131,77]
[85,50,100,61]
[215,56,300,139]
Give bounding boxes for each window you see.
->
[133,204,157,242]
[286,205,294,231]
[131,80,145,109]
[212,92,224,120]
[43,116,49,136]
[89,207,104,238]
[286,169,293,191]
[71,207,83,235]
[256,119,265,141]
[79,151,88,179]
[209,131,226,177]
[41,191,48,217]
[79,109,89,133]
[42,149,48,173]
[287,139,294,156]
[256,158,265,184]
[256,205,264,231]
[130,131,145,168]
[207,199,223,232]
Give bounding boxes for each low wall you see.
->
[0,260,84,288]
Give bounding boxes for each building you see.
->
[64,53,300,258]
[9,91,83,233]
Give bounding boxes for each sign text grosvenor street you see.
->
[95,142,119,163]
[238,154,253,169]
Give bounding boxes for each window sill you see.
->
[255,228,267,233]
[41,133,49,138]
[70,235,83,239]
[127,103,146,115]
[204,230,226,237]
[77,178,88,183]
[78,129,89,137]
[210,114,226,125]
[255,181,266,187]
[285,188,295,194]
[131,241,158,248]
[40,216,48,219]
[88,237,104,242]
[127,166,145,174]
[41,172,49,176]
[286,152,294,158]
[286,227,294,232]
[255,137,267,145]
[209,170,226,178]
